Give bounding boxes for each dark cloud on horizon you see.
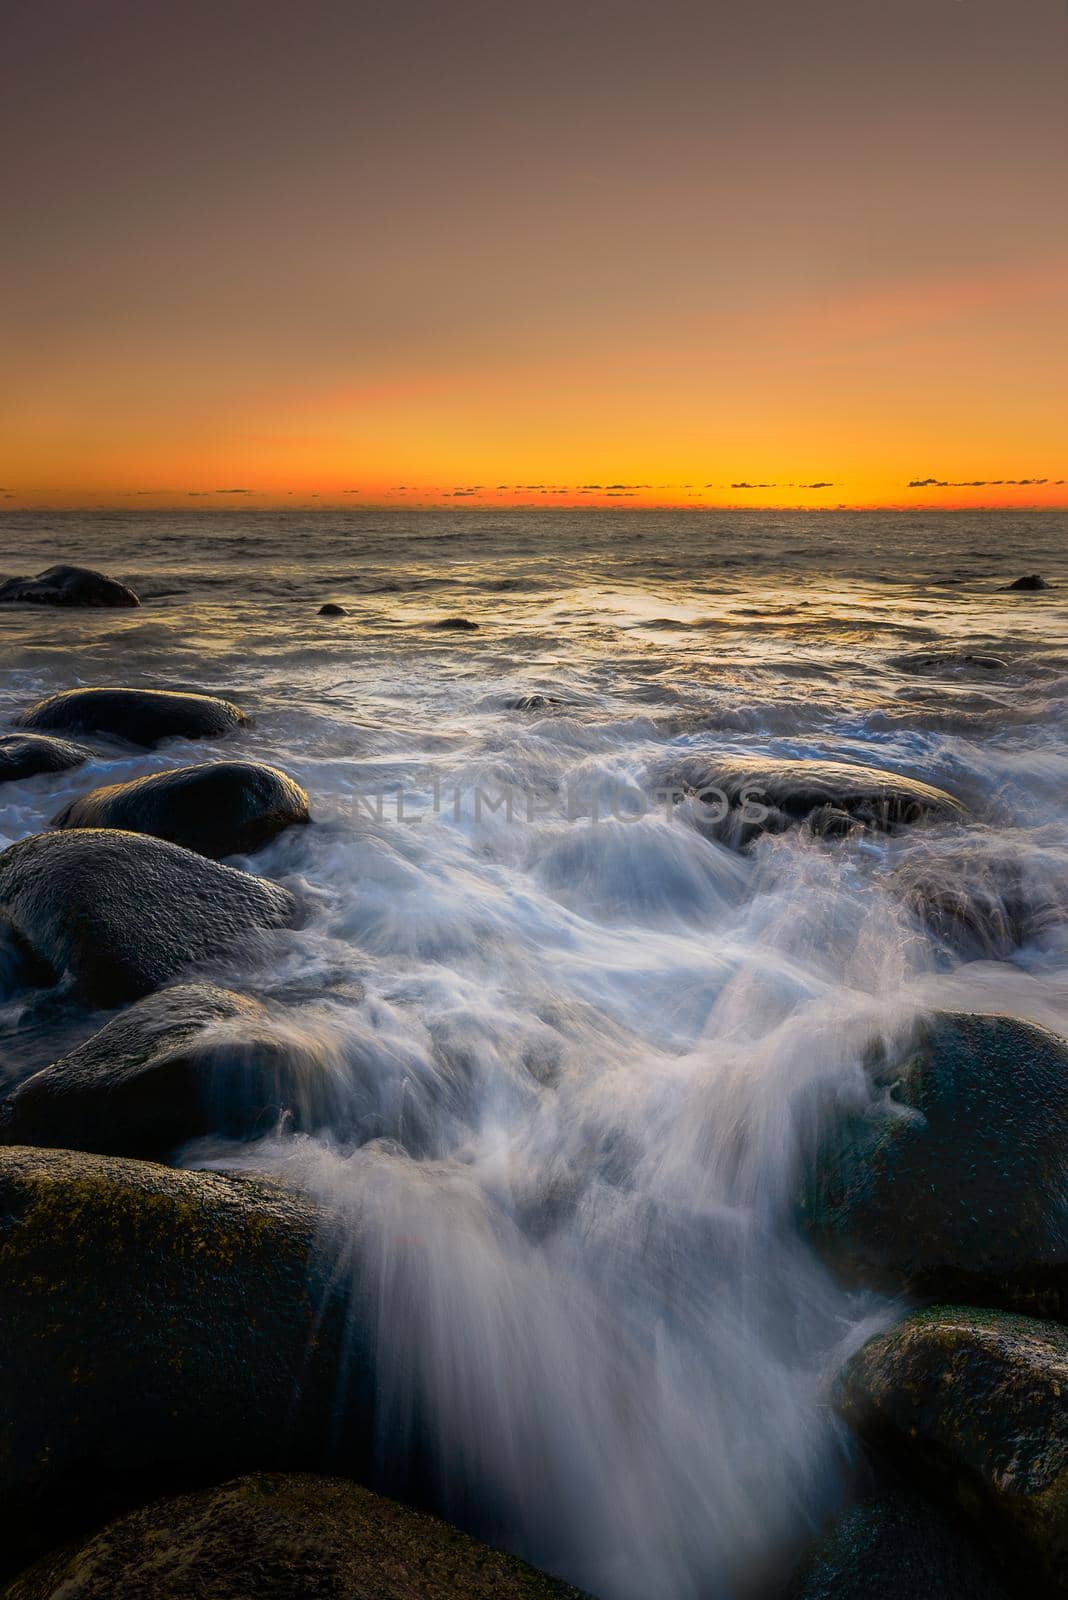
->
[909,476,1055,488]
[731,482,777,489]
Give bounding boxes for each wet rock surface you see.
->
[1,1473,590,1600]
[803,1011,1068,1317]
[16,687,247,748]
[51,760,310,859]
[839,1307,1068,1597]
[0,829,300,1007]
[0,734,87,784]
[0,982,338,1160]
[0,1147,366,1576]
[0,565,140,608]
[780,1490,1011,1600]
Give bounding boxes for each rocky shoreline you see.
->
[0,562,1064,1597]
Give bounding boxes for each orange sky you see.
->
[2,0,1066,512]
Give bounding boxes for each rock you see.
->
[0,734,87,785]
[0,982,343,1160]
[51,760,310,859]
[1,1473,590,1600]
[656,755,967,848]
[0,1147,366,1576]
[318,602,347,616]
[893,848,1062,960]
[510,694,569,711]
[803,1012,1068,1317]
[1001,574,1049,591]
[839,1307,1068,1597]
[432,616,479,631]
[0,565,140,608]
[893,651,1008,675]
[0,829,300,1007]
[15,686,246,748]
[780,1490,1010,1600]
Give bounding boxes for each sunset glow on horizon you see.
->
[4,0,1066,513]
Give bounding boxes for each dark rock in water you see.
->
[2,1473,591,1600]
[657,754,967,848]
[803,1012,1068,1317]
[318,602,347,616]
[893,848,1062,960]
[893,650,1008,675]
[16,686,246,748]
[780,1490,1010,1600]
[431,616,479,630]
[510,693,569,712]
[0,982,343,1160]
[839,1308,1068,1598]
[0,734,87,785]
[0,564,140,608]
[51,760,310,859]
[0,1147,366,1578]
[1001,574,1049,591]
[0,829,300,1007]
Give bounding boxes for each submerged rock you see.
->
[1001,574,1049,591]
[839,1308,1068,1597]
[1,1473,590,1600]
[431,616,479,630]
[0,982,343,1160]
[0,565,140,608]
[0,829,300,1007]
[318,602,347,616]
[51,760,310,859]
[803,1012,1068,1317]
[0,734,87,785]
[893,650,1009,675]
[893,848,1063,960]
[16,686,246,748]
[781,1490,1010,1600]
[657,754,967,848]
[0,1147,365,1575]
[509,693,570,711]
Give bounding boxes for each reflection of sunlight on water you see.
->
[1,508,1067,1597]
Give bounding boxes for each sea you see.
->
[1,508,1066,1598]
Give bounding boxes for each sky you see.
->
[2,0,1066,511]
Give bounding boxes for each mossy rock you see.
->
[839,1307,1068,1596]
[16,687,245,748]
[779,1490,1011,1599]
[0,982,346,1160]
[0,829,300,1006]
[802,1012,1068,1318]
[52,760,310,859]
[2,1473,590,1600]
[0,1148,368,1577]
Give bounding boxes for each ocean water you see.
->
[1,508,1067,1597]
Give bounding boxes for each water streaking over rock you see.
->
[0,507,1066,1599]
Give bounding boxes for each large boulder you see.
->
[802,1012,1068,1318]
[780,1490,1010,1600]
[0,829,300,1007]
[0,1147,367,1575]
[839,1308,1068,1597]
[51,760,310,859]
[15,687,246,748]
[1001,574,1049,592]
[0,983,343,1160]
[0,734,86,785]
[1,1473,590,1600]
[0,565,140,608]
[654,755,966,848]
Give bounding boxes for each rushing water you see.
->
[1,509,1067,1597]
